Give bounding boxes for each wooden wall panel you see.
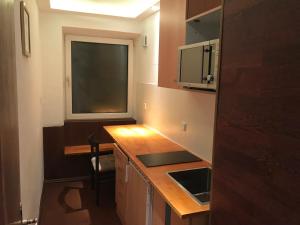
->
[43,119,136,180]
[158,0,186,89]
[64,118,136,146]
[42,126,87,180]
[186,0,222,19]
[0,0,21,224]
[211,1,300,225]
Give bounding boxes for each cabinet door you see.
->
[186,0,222,19]
[114,144,129,225]
[125,163,150,225]
[158,0,186,89]
[152,188,165,225]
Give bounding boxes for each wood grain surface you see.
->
[125,163,148,225]
[64,143,115,156]
[211,1,300,225]
[0,0,21,224]
[186,0,222,19]
[114,145,128,225]
[158,0,186,89]
[43,118,136,180]
[104,125,211,218]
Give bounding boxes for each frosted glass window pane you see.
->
[71,41,128,114]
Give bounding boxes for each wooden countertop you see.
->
[64,143,115,156]
[104,124,210,218]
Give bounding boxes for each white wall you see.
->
[39,11,141,126]
[39,9,216,161]
[134,12,160,85]
[135,12,216,162]
[14,0,44,219]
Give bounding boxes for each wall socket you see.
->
[181,121,188,132]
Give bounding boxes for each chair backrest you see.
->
[88,133,99,153]
[88,133,100,172]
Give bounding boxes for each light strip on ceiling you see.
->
[50,0,160,18]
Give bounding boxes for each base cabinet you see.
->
[125,163,150,225]
[115,146,208,225]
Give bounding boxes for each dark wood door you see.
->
[0,0,22,224]
[211,0,300,225]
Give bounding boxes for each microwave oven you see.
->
[177,39,220,90]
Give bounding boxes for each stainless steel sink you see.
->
[167,167,211,204]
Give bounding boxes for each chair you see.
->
[88,133,115,206]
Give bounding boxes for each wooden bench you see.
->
[64,143,115,156]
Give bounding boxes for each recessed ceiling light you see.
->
[50,0,160,18]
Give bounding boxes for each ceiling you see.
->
[38,0,160,18]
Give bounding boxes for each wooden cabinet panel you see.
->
[152,189,165,225]
[211,0,300,225]
[158,0,186,89]
[171,211,189,225]
[189,215,209,225]
[186,0,222,19]
[114,145,129,225]
[125,163,148,225]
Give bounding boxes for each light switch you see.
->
[181,121,187,132]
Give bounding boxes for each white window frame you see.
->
[65,35,133,120]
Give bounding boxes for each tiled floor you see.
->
[39,180,121,225]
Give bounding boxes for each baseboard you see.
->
[44,176,90,183]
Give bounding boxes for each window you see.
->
[65,35,133,119]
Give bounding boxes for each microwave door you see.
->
[180,45,204,85]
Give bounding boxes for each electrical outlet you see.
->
[181,121,187,132]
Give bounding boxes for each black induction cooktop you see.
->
[136,151,202,167]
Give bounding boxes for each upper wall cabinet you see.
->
[158,0,186,89]
[186,0,222,20]
[158,0,222,90]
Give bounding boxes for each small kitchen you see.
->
[1,1,298,225]
[40,1,220,224]
[42,1,220,224]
